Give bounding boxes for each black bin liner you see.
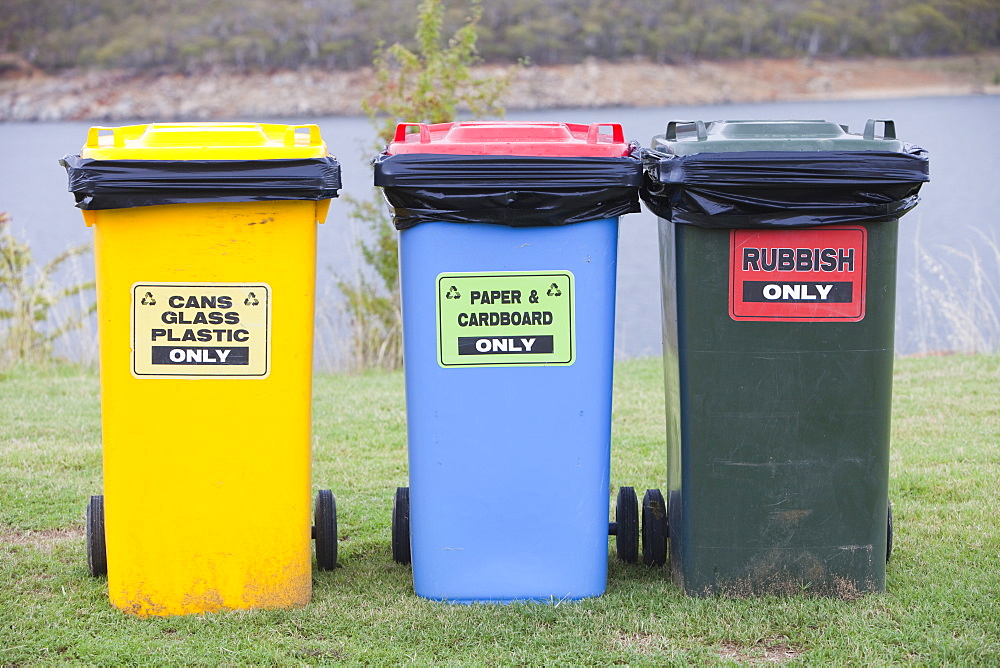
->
[640,146,929,229]
[61,156,342,210]
[373,148,643,230]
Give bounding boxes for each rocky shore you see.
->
[1,54,998,122]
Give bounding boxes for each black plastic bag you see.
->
[61,155,341,210]
[640,146,929,229]
[373,148,643,230]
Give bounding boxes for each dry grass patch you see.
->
[718,636,804,664]
[1,527,83,548]
[611,629,673,654]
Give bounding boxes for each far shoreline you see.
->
[1,53,998,123]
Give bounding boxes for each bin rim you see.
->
[79,122,330,160]
[385,121,634,158]
[61,154,342,211]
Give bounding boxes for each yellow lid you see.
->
[79,122,329,160]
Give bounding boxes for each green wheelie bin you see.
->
[641,119,929,597]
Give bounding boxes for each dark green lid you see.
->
[652,119,906,155]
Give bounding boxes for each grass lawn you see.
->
[1,355,998,664]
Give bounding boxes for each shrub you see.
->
[338,0,516,370]
[0,212,95,368]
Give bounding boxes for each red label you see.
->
[729,226,867,322]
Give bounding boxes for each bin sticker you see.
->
[436,271,575,368]
[131,282,271,378]
[729,226,867,322]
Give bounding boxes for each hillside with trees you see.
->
[3,0,999,74]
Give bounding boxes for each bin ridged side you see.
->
[661,221,895,597]
[400,219,618,602]
[95,201,319,616]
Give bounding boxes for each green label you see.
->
[436,271,575,368]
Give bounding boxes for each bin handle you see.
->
[666,121,707,141]
[86,126,124,149]
[284,124,323,148]
[863,119,896,140]
[393,123,432,144]
[586,123,625,144]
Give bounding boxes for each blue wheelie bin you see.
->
[374,121,643,602]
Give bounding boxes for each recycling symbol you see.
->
[244,292,260,306]
[546,283,562,297]
[445,285,461,300]
[140,292,156,306]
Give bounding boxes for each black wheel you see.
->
[391,486,411,565]
[86,495,107,577]
[642,489,668,567]
[615,486,639,564]
[314,490,338,571]
[886,499,894,564]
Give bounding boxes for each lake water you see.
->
[1,95,998,366]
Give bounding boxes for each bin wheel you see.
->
[615,487,639,564]
[642,489,668,567]
[391,486,411,565]
[86,495,107,577]
[314,490,338,571]
[886,499,894,564]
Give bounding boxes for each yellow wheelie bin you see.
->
[62,123,341,616]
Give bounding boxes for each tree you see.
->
[338,0,516,370]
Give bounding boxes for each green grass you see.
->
[1,356,998,665]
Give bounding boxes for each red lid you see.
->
[385,121,631,157]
